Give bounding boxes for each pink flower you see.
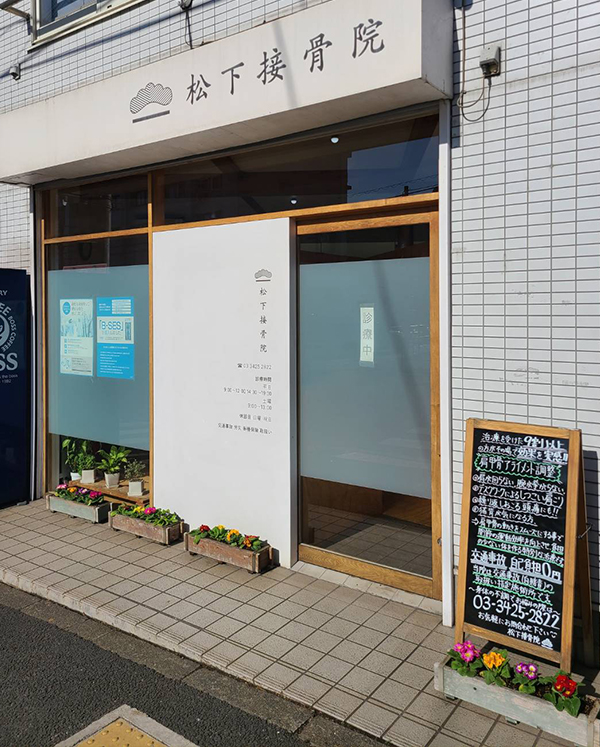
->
[453,640,480,663]
[89,491,102,498]
[57,483,68,489]
[144,506,157,515]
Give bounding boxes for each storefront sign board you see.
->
[0,270,31,506]
[0,0,452,183]
[153,219,296,566]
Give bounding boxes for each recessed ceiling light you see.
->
[290,198,298,205]
[330,136,340,144]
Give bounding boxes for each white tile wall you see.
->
[0,0,332,115]
[0,184,30,273]
[451,0,600,606]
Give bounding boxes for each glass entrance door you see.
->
[298,214,440,597]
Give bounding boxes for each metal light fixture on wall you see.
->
[0,0,29,21]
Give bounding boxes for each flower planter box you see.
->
[434,656,600,747]
[184,532,271,573]
[109,512,182,546]
[46,494,110,524]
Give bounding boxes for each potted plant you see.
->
[109,504,182,545]
[97,445,131,489]
[434,643,600,747]
[185,524,271,573]
[124,459,146,497]
[62,438,93,482]
[47,483,110,523]
[79,452,97,484]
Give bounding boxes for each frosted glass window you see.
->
[46,236,149,450]
[299,227,431,499]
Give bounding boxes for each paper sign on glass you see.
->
[59,298,93,376]
[360,304,374,365]
[96,297,135,379]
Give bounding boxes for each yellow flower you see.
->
[134,506,144,513]
[68,487,77,493]
[216,525,225,530]
[483,652,505,670]
[226,529,240,542]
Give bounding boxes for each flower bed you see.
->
[109,505,182,545]
[185,524,271,573]
[448,642,590,716]
[434,643,600,747]
[47,484,110,523]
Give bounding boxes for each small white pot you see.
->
[70,472,81,482]
[127,480,143,497]
[105,472,120,488]
[81,469,96,484]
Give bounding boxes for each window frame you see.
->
[30,0,149,46]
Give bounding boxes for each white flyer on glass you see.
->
[59,298,94,376]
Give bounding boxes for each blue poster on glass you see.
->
[96,297,135,379]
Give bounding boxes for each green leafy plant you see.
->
[513,662,539,694]
[110,504,180,527]
[481,650,512,687]
[97,445,131,474]
[62,438,80,471]
[124,460,146,481]
[62,438,92,472]
[540,672,582,718]
[55,484,105,506]
[78,452,96,471]
[189,524,265,552]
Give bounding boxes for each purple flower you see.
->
[516,662,538,680]
[78,488,89,495]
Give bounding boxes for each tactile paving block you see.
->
[73,719,168,747]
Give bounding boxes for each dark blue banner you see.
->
[0,270,30,507]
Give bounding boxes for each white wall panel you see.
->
[153,218,296,566]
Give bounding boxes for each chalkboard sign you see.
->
[455,419,590,671]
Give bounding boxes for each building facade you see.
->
[0,0,598,627]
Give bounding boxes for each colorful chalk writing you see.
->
[464,428,569,651]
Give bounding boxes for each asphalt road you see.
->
[0,603,310,747]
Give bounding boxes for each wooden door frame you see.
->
[295,208,441,599]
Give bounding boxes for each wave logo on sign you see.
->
[0,299,18,371]
[255,269,272,282]
[130,82,172,123]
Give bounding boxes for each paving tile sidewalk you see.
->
[0,501,584,747]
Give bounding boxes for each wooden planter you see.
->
[184,532,271,573]
[434,656,600,747]
[109,512,182,546]
[46,494,110,524]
